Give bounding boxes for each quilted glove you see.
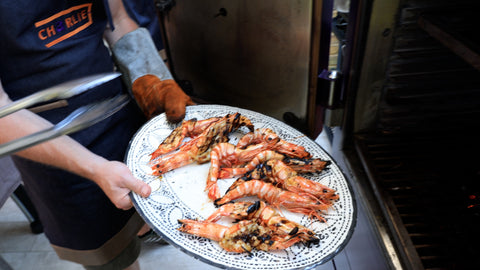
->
[111,28,194,122]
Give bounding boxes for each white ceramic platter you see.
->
[126,105,356,270]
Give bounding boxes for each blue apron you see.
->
[0,1,146,251]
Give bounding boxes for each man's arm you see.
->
[103,0,138,46]
[0,80,150,210]
[104,0,194,122]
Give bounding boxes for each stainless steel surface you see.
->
[331,0,480,269]
[0,95,129,157]
[326,127,403,270]
[351,0,400,133]
[161,0,313,124]
[0,72,121,118]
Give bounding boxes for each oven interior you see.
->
[336,0,480,269]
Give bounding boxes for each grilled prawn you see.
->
[218,150,330,179]
[177,219,308,253]
[150,117,221,160]
[206,201,319,244]
[250,159,339,202]
[206,142,280,200]
[150,113,254,175]
[214,179,330,222]
[237,128,312,159]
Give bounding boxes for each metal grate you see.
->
[353,1,480,269]
[355,134,480,269]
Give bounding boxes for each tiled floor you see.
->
[0,196,220,270]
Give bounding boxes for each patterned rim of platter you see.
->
[126,104,357,270]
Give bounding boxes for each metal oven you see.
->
[154,0,480,269]
[324,0,480,269]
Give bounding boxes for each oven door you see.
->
[155,0,326,136]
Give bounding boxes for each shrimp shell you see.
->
[206,201,319,244]
[214,179,330,221]
[237,128,312,159]
[150,113,254,175]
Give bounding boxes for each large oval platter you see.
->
[126,104,356,270]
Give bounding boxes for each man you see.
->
[0,0,193,269]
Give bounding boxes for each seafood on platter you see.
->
[245,159,339,203]
[206,135,328,200]
[218,150,331,179]
[206,142,281,200]
[177,219,310,253]
[206,201,319,244]
[214,179,331,222]
[150,113,254,175]
[147,112,338,249]
[150,117,221,160]
[237,128,312,159]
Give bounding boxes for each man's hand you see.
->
[132,74,195,122]
[92,160,151,210]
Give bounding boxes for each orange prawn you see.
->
[151,113,254,175]
[150,117,221,160]
[253,159,339,203]
[237,128,312,159]
[218,150,330,179]
[206,201,319,244]
[177,219,305,253]
[214,179,330,222]
[206,142,279,200]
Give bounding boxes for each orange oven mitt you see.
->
[111,28,194,122]
[131,75,194,122]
